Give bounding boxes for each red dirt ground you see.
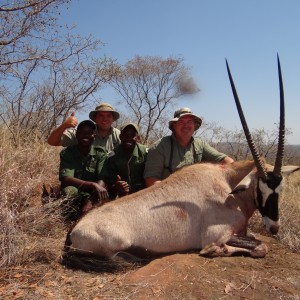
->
[1,234,299,299]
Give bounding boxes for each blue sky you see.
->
[61,1,299,144]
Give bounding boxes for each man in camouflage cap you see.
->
[100,122,148,199]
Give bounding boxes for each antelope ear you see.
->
[230,171,255,194]
[281,165,300,175]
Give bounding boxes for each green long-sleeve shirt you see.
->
[100,143,148,198]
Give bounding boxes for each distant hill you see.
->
[286,144,300,155]
[285,145,300,155]
[214,143,300,165]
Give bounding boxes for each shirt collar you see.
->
[89,145,97,156]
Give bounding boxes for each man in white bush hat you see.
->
[47,103,121,153]
[144,107,234,187]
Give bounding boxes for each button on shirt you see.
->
[144,134,227,180]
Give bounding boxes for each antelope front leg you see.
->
[199,235,268,258]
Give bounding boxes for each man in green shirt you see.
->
[144,107,234,187]
[48,103,121,153]
[59,120,108,221]
[100,123,148,199]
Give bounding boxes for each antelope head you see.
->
[226,55,300,235]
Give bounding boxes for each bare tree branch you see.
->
[0,0,119,146]
[110,55,198,144]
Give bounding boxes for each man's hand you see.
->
[91,182,109,202]
[64,112,78,129]
[47,112,78,146]
[115,175,129,197]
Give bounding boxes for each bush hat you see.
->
[168,107,202,131]
[89,103,120,122]
[120,122,139,134]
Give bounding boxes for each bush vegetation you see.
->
[0,129,65,268]
[1,127,299,269]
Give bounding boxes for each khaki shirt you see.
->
[144,134,227,180]
[61,127,121,153]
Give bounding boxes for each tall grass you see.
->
[0,127,66,267]
[0,126,299,268]
[277,171,300,251]
[248,171,300,251]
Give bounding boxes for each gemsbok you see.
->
[62,56,299,270]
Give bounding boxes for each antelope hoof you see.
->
[251,243,268,258]
[200,243,221,257]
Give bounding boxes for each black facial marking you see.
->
[256,172,282,221]
[266,172,283,189]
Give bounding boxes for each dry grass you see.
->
[277,171,300,251]
[248,171,300,251]
[0,129,66,268]
[1,126,300,271]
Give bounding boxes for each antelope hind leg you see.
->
[199,235,268,258]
